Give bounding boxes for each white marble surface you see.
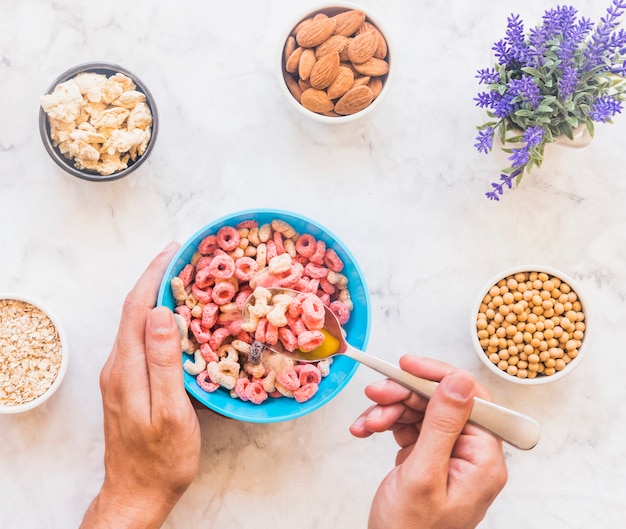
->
[2,0,626,527]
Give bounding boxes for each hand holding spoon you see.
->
[244,287,540,450]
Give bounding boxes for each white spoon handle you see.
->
[344,346,540,450]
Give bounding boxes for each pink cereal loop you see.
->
[208,327,230,350]
[287,296,303,318]
[266,240,278,263]
[234,256,259,281]
[297,330,325,352]
[198,235,218,255]
[277,262,304,288]
[235,377,250,401]
[200,342,219,363]
[273,230,286,255]
[196,371,220,392]
[216,226,240,251]
[195,256,213,271]
[277,368,300,391]
[318,293,331,306]
[319,277,336,295]
[295,234,316,258]
[208,254,235,279]
[201,303,219,328]
[178,264,195,287]
[174,305,192,327]
[301,294,325,330]
[296,364,322,386]
[191,283,212,304]
[293,382,319,403]
[323,248,345,272]
[278,327,298,352]
[194,267,215,289]
[190,319,211,344]
[212,281,236,305]
[235,288,253,310]
[265,321,279,345]
[330,300,350,325]
[245,381,269,404]
[236,220,258,230]
[304,262,328,279]
[310,240,326,264]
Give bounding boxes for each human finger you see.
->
[113,242,180,374]
[145,306,187,413]
[402,371,476,488]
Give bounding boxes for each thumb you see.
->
[145,306,186,405]
[405,371,475,485]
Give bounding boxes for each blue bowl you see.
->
[157,208,371,423]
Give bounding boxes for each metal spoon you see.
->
[244,287,540,450]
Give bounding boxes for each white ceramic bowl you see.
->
[0,294,69,413]
[278,3,393,124]
[471,266,590,385]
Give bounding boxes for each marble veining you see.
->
[1,0,626,527]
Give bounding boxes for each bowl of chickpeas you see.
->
[471,266,589,385]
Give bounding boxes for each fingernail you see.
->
[351,415,366,430]
[149,306,175,334]
[443,373,474,401]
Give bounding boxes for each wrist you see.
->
[80,484,179,529]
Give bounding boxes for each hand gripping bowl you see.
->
[157,209,371,422]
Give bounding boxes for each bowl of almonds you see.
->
[0,294,68,414]
[471,266,590,385]
[279,4,391,123]
[39,61,158,181]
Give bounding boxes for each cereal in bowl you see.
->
[170,218,354,404]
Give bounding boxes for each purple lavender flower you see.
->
[590,95,624,121]
[508,75,542,107]
[475,68,501,85]
[474,91,495,109]
[509,146,531,168]
[474,127,495,154]
[585,0,626,70]
[523,126,545,147]
[486,170,521,201]
[557,65,580,99]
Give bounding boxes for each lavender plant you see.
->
[474,1,626,200]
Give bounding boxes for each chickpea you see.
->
[497,360,509,371]
[543,280,555,291]
[489,353,500,364]
[506,365,518,376]
[492,295,504,307]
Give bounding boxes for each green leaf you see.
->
[521,66,545,80]
[537,104,554,113]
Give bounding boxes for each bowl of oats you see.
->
[0,294,68,414]
[38,61,158,181]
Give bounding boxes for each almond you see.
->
[332,9,366,37]
[334,85,373,115]
[339,38,352,61]
[284,73,302,102]
[298,78,312,92]
[292,17,314,37]
[357,22,388,59]
[347,30,378,64]
[296,17,337,48]
[299,49,317,81]
[284,36,296,64]
[369,77,383,98]
[301,88,334,114]
[315,35,349,58]
[285,47,304,74]
[309,51,340,89]
[327,66,354,99]
[352,57,389,77]
[353,75,371,87]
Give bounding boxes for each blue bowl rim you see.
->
[157,208,372,423]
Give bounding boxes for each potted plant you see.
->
[474,0,626,200]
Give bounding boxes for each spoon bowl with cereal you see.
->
[243,287,540,450]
